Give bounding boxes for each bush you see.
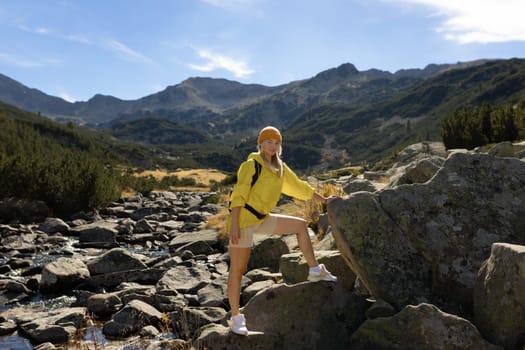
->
[0,113,121,218]
[441,100,524,149]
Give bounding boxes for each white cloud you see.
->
[189,49,254,78]
[19,23,92,44]
[102,39,155,64]
[200,0,266,16]
[386,0,525,43]
[17,22,152,65]
[0,52,59,68]
[151,84,166,94]
[63,34,92,44]
[201,0,258,8]
[35,27,50,35]
[58,92,77,103]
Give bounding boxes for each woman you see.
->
[227,126,341,335]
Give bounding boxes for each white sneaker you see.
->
[228,313,249,335]
[307,263,338,282]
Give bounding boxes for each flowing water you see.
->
[1,237,174,348]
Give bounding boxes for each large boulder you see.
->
[248,235,290,272]
[474,242,525,350]
[241,282,368,350]
[156,265,212,294]
[392,141,447,165]
[102,299,163,338]
[329,153,525,311]
[18,307,85,345]
[86,247,147,275]
[176,306,227,340]
[168,229,221,251]
[72,221,119,248]
[194,324,280,350]
[387,155,444,187]
[40,258,90,293]
[37,217,70,234]
[279,250,356,291]
[350,303,502,350]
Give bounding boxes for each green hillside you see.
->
[109,116,210,145]
[0,102,236,217]
[286,58,525,164]
[0,102,123,217]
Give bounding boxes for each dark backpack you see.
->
[229,160,266,219]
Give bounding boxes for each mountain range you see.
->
[1,57,525,171]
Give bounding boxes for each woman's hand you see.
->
[229,222,241,245]
[324,194,342,204]
[314,192,342,205]
[229,207,241,245]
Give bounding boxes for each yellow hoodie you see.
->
[228,152,315,229]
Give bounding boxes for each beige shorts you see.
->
[229,214,278,248]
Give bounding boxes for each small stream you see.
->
[0,236,173,348]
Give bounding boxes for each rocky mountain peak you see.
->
[313,63,359,80]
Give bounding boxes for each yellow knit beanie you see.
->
[257,126,282,144]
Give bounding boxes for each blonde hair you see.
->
[257,143,284,177]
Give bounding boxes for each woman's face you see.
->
[260,139,281,158]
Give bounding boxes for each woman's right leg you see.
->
[227,246,252,316]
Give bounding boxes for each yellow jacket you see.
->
[228,152,315,229]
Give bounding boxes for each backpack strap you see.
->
[250,160,262,187]
[244,160,266,218]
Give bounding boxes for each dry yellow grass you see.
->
[135,168,228,185]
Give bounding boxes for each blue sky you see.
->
[1,0,524,102]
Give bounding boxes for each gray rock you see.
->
[102,299,163,338]
[350,303,502,350]
[365,298,396,319]
[1,231,39,253]
[176,306,227,340]
[37,218,70,235]
[0,319,17,335]
[33,342,57,350]
[387,155,444,187]
[343,178,378,194]
[86,247,147,275]
[244,268,279,282]
[80,268,165,290]
[174,240,215,256]
[194,323,280,350]
[168,229,220,251]
[19,307,85,345]
[157,265,212,294]
[393,141,447,165]
[316,230,336,250]
[140,325,161,338]
[72,221,118,248]
[134,218,155,233]
[280,250,356,291]
[330,153,525,310]
[248,235,289,272]
[474,242,525,350]
[87,293,123,315]
[487,141,515,157]
[40,257,90,293]
[241,282,368,350]
[241,280,275,304]
[197,277,228,307]
[5,280,32,294]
